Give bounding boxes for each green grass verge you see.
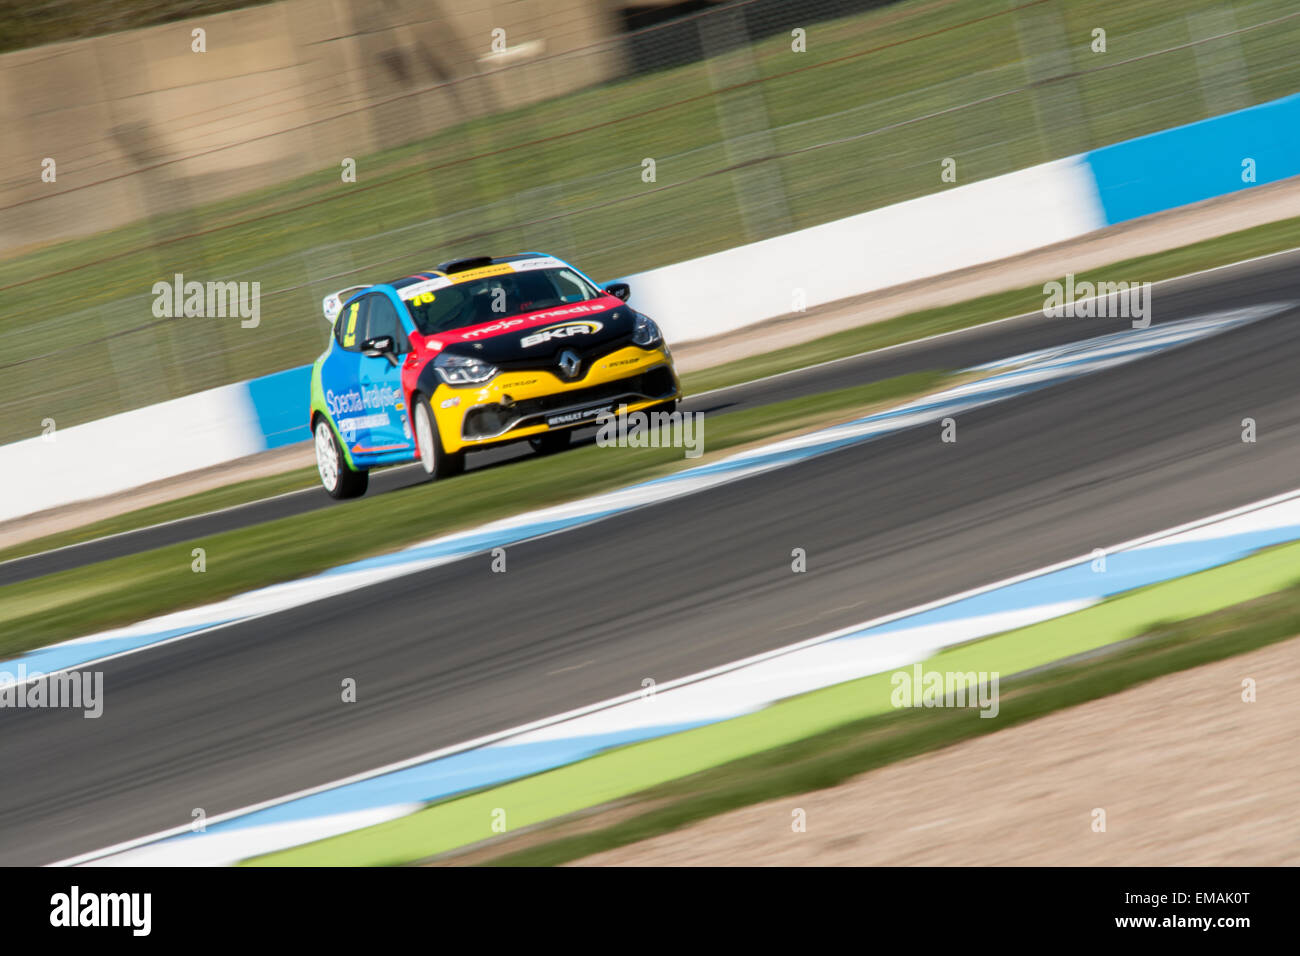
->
[3,0,1295,442]
[0,370,946,657]
[0,466,320,565]
[245,536,1300,866]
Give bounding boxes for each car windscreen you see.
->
[405,267,603,336]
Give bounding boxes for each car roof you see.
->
[385,252,551,292]
[335,253,559,311]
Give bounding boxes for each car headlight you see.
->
[434,351,498,385]
[631,312,663,348]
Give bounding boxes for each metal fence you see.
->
[2,0,1299,447]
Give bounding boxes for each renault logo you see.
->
[558,348,581,379]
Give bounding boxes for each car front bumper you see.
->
[430,345,680,454]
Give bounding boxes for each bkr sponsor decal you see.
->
[521,320,604,348]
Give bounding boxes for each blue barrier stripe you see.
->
[245,365,313,450]
[1085,92,1300,225]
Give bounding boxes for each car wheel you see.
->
[315,419,368,499]
[414,395,465,480]
[528,429,572,456]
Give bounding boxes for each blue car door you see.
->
[321,296,366,451]
[355,291,415,455]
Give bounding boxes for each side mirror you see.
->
[604,282,631,302]
[361,336,399,365]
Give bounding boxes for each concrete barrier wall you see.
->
[621,156,1104,344]
[0,0,618,253]
[4,382,263,522]
[0,363,315,522]
[5,94,1293,523]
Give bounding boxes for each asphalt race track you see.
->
[3,250,1300,864]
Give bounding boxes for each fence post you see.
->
[698,6,792,242]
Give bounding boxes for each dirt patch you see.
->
[572,635,1300,866]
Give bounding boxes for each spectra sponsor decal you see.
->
[325,383,403,417]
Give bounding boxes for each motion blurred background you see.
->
[1,0,1296,445]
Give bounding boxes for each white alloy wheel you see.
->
[415,402,437,475]
[315,420,340,491]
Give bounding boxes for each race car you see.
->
[309,252,681,498]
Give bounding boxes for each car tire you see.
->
[528,429,572,456]
[315,418,369,499]
[414,394,465,480]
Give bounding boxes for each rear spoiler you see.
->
[322,285,371,324]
